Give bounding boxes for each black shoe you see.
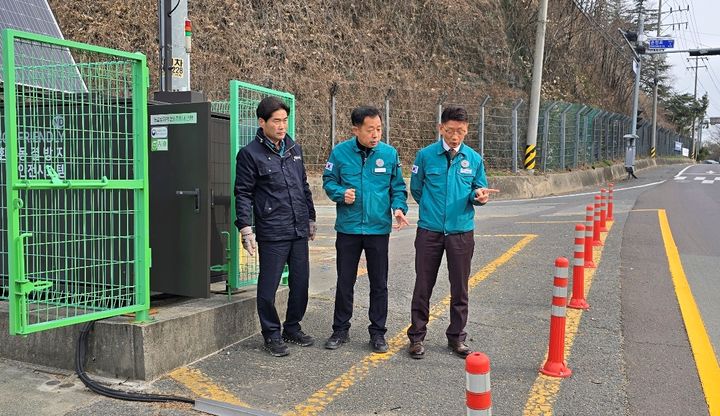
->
[370,335,388,354]
[264,338,289,357]
[324,330,350,350]
[282,330,314,347]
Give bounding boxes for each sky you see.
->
[655,0,720,141]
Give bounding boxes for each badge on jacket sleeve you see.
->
[325,161,334,171]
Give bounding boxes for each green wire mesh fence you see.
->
[214,81,294,290]
[1,29,150,335]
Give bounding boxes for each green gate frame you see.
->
[227,80,295,290]
[2,29,151,335]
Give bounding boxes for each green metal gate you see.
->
[1,29,150,335]
[226,80,295,290]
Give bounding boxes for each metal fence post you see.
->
[592,111,606,164]
[574,105,587,168]
[479,95,491,156]
[512,99,524,173]
[436,93,447,141]
[560,104,572,170]
[330,82,338,148]
[384,88,394,144]
[541,102,558,171]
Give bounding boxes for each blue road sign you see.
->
[648,38,675,49]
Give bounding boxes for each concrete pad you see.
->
[0,288,287,381]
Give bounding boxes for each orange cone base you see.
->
[584,260,596,268]
[568,298,590,309]
[592,241,603,247]
[540,360,572,378]
[599,226,609,232]
[607,215,614,221]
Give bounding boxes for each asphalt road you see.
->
[622,163,720,416]
[1,163,717,416]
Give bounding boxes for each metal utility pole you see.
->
[626,2,645,178]
[524,0,550,172]
[650,0,662,159]
[688,56,706,159]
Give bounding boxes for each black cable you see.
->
[75,320,195,404]
[168,0,181,16]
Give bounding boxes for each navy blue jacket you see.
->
[234,129,316,242]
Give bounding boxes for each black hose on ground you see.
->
[75,320,195,404]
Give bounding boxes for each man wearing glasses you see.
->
[406,106,499,359]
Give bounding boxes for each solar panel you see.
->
[0,0,85,92]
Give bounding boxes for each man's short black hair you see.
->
[441,106,469,124]
[256,96,291,121]
[351,106,382,127]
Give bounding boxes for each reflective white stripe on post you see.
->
[553,286,567,298]
[467,408,492,416]
[574,244,584,252]
[574,257,584,266]
[551,305,566,317]
[555,267,568,278]
[466,373,491,394]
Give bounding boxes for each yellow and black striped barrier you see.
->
[524,144,536,170]
[650,147,656,158]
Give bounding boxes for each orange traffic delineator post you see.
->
[599,189,609,232]
[584,205,596,268]
[569,224,590,310]
[541,257,572,378]
[607,183,615,220]
[466,352,491,416]
[592,195,603,247]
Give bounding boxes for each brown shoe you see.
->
[448,340,473,358]
[408,341,425,359]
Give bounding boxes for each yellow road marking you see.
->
[169,367,251,408]
[658,209,720,415]
[523,222,613,415]
[287,234,537,416]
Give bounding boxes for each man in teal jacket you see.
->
[323,106,409,353]
[407,106,499,359]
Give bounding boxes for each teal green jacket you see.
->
[410,141,488,234]
[323,138,408,235]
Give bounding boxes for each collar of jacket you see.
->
[434,140,466,156]
[352,137,376,154]
[255,128,296,154]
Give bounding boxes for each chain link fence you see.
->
[214,81,691,173]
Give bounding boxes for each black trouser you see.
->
[257,237,309,340]
[332,232,390,337]
[407,228,475,343]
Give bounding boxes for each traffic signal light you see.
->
[636,110,644,130]
[621,30,646,54]
[689,48,720,56]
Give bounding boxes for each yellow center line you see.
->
[286,234,537,416]
[169,367,252,408]
[523,221,613,415]
[658,209,720,415]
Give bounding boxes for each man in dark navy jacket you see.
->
[234,96,316,357]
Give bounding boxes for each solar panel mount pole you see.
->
[163,0,173,91]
